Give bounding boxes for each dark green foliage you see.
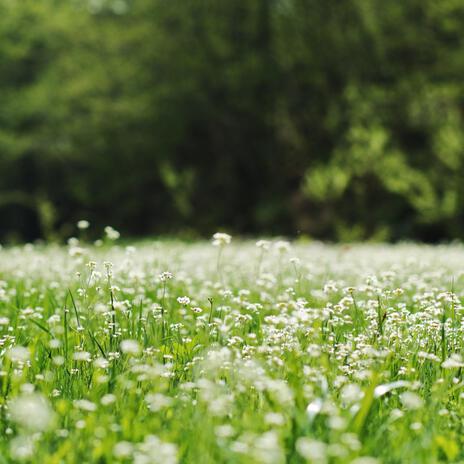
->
[1,0,464,242]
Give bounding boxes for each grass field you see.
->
[0,237,463,463]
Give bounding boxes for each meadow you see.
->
[0,233,463,463]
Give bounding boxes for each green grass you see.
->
[0,239,464,463]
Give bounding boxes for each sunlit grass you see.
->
[0,237,463,463]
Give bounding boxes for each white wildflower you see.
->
[306,398,323,421]
[442,354,464,369]
[120,339,141,355]
[177,296,190,306]
[10,436,35,460]
[74,399,97,412]
[7,346,30,363]
[256,240,271,250]
[104,226,120,240]
[9,393,54,431]
[101,394,117,406]
[77,220,90,230]
[400,392,423,410]
[73,351,92,362]
[114,441,134,459]
[274,240,291,253]
[159,271,174,281]
[296,438,327,463]
[134,435,178,464]
[212,233,232,247]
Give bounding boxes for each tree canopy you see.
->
[1,0,464,242]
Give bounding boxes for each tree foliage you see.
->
[1,0,464,241]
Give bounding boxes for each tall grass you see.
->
[0,239,463,463]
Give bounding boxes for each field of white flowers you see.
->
[1,234,463,463]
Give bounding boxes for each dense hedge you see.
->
[1,0,464,242]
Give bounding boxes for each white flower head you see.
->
[159,271,174,282]
[10,436,35,461]
[69,246,87,258]
[120,339,141,355]
[74,399,97,412]
[256,240,271,250]
[212,232,232,247]
[73,351,92,362]
[442,354,464,369]
[104,226,120,240]
[101,394,117,406]
[77,220,90,230]
[7,346,30,363]
[306,398,323,421]
[274,240,291,253]
[340,383,363,404]
[94,357,110,369]
[177,296,190,306]
[114,441,134,459]
[134,435,178,464]
[400,392,423,410]
[296,438,327,462]
[9,393,54,431]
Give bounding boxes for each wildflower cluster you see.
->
[0,239,463,462]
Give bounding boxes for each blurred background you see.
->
[1,0,464,243]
